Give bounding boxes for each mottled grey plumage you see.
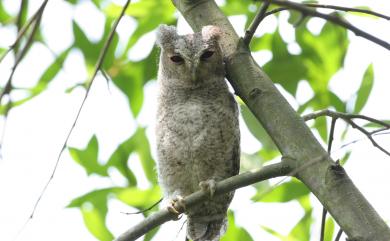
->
[155,24,240,241]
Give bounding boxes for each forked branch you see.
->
[303,109,390,156]
[261,0,390,51]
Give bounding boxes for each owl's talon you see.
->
[167,196,185,220]
[199,179,217,198]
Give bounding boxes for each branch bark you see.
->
[169,0,390,240]
[115,163,290,241]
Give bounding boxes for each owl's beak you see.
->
[190,61,199,82]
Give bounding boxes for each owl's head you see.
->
[156,24,224,89]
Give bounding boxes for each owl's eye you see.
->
[170,55,184,63]
[200,50,214,60]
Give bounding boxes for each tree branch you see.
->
[262,0,390,51]
[264,4,390,21]
[169,0,390,240]
[0,0,48,64]
[115,163,291,241]
[22,0,132,229]
[303,109,390,156]
[0,0,48,104]
[243,0,271,45]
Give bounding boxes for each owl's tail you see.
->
[186,215,227,241]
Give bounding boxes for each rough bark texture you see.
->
[172,0,390,240]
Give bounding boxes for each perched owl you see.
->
[155,24,240,241]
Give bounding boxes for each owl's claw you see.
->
[199,179,217,198]
[167,196,185,220]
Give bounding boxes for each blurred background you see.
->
[0,0,389,240]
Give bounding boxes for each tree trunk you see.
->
[172,0,390,240]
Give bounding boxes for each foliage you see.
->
[0,0,384,240]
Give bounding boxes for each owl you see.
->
[155,24,240,241]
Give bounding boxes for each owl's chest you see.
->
[168,101,225,138]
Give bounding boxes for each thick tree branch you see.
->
[262,0,390,51]
[169,0,390,240]
[115,163,290,241]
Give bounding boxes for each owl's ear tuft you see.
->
[156,24,178,48]
[201,25,222,41]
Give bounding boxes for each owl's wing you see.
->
[231,137,240,176]
[229,94,240,177]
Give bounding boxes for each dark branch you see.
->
[115,162,291,241]
[303,3,390,20]
[243,0,271,45]
[320,117,337,241]
[262,0,390,51]
[121,198,163,215]
[0,0,48,64]
[264,4,390,21]
[303,109,390,157]
[0,1,46,104]
[334,228,343,241]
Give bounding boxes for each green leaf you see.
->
[252,179,310,202]
[240,104,277,152]
[221,211,254,241]
[109,47,157,117]
[68,188,116,241]
[354,64,374,113]
[289,209,313,241]
[314,116,328,142]
[106,128,157,184]
[105,0,175,54]
[324,218,335,241]
[81,205,114,241]
[261,226,286,240]
[116,186,161,209]
[69,135,108,176]
[144,227,160,241]
[100,19,119,69]
[250,33,273,52]
[296,21,348,93]
[263,29,307,95]
[221,0,252,16]
[31,47,71,94]
[72,20,99,67]
[0,1,12,24]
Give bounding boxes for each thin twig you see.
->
[173,219,187,241]
[243,0,271,45]
[121,198,163,215]
[0,2,45,104]
[334,228,343,241]
[264,4,390,21]
[303,109,390,128]
[320,117,337,241]
[303,110,390,156]
[23,0,132,228]
[339,131,390,151]
[346,119,390,156]
[262,0,390,51]
[303,3,390,20]
[0,0,48,64]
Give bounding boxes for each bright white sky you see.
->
[0,0,389,241]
